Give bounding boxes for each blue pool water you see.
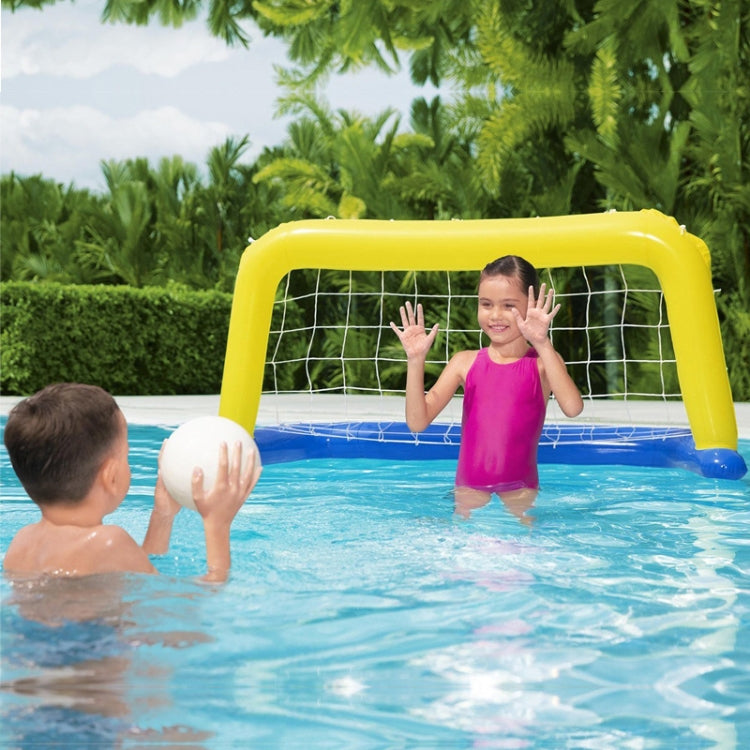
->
[2,424,749,749]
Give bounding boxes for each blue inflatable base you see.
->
[254,422,748,481]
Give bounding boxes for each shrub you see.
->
[1,282,232,395]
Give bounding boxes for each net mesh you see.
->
[260,265,689,445]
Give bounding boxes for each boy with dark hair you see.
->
[3,383,260,582]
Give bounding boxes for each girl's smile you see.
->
[477,275,528,344]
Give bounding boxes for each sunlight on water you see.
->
[1,424,749,748]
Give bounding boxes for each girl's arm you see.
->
[513,284,584,418]
[391,301,467,431]
[534,341,584,417]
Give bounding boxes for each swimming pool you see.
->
[2,420,749,748]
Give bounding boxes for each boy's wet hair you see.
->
[4,383,121,505]
[480,255,540,296]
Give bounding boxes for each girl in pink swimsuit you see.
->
[391,255,583,522]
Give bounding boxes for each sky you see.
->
[1,0,435,191]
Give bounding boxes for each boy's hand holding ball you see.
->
[160,416,262,511]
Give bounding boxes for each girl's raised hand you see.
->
[390,301,439,359]
[513,283,561,346]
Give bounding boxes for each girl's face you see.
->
[477,274,529,345]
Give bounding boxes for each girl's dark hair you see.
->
[480,255,539,296]
[4,383,121,505]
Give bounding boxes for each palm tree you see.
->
[253,94,430,219]
[74,160,160,287]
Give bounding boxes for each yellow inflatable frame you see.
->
[219,209,738,455]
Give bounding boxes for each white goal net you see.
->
[257,264,690,448]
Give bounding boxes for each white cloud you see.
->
[1,105,235,189]
[1,0,435,189]
[2,0,247,79]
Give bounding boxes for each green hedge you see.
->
[1,282,232,396]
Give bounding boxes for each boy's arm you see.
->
[141,501,178,556]
[142,443,182,556]
[193,441,262,583]
[202,517,232,583]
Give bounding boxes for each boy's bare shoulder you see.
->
[65,524,156,575]
[2,523,35,571]
[3,521,155,577]
[70,524,157,574]
[92,524,138,547]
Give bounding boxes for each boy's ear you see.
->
[98,455,119,492]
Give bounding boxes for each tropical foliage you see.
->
[2,138,287,292]
[2,0,747,399]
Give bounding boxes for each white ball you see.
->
[160,416,261,510]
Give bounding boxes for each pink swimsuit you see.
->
[455,348,546,493]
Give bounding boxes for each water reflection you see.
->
[1,573,214,747]
[2,445,748,747]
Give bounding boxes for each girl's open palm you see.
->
[390,301,439,359]
[513,284,560,345]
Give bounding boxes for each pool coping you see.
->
[2,394,749,440]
